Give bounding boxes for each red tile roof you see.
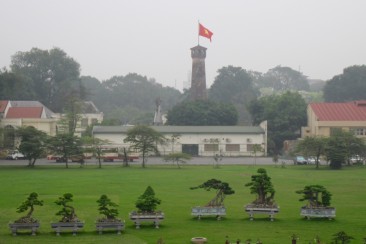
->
[5,107,43,118]
[310,101,366,121]
[0,100,8,113]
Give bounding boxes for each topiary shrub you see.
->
[14,192,43,223]
[55,193,79,222]
[190,178,235,207]
[97,194,120,222]
[245,168,276,207]
[135,186,161,213]
[296,185,332,207]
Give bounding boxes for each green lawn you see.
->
[0,163,365,243]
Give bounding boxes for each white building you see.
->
[92,122,267,157]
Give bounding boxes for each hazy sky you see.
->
[1,0,366,91]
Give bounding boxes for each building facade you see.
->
[93,123,267,157]
[301,101,366,138]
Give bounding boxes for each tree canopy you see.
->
[82,74,181,124]
[47,134,84,168]
[10,47,83,112]
[166,99,238,125]
[325,129,365,169]
[0,69,35,100]
[209,66,259,124]
[323,65,366,102]
[249,91,307,154]
[295,136,327,169]
[17,126,48,167]
[123,125,166,167]
[259,66,310,92]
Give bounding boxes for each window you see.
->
[226,144,240,152]
[353,128,366,136]
[204,144,219,152]
[81,118,89,128]
[247,144,254,152]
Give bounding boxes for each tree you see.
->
[249,91,307,154]
[190,179,235,207]
[295,136,327,169]
[163,152,192,168]
[135,186,161,213]
[54,193,78,222]
[166,99,238,125]
[47,134,83,168]
[62,93,83,135]
[209,66,259,124]
[96,195,119,221]
[16,126,48,167]
[325,130,365,169]
[0,69,35,100]
[260,66,310,92]
[296,185,332,208]
[245,168,276,206]
[324,65,366,102]
[10,47,82,112]
[15,192,43,223]
[123,125,166,168]
[251,144,263,165]
[81,136,111,168]
[81,74,182,125]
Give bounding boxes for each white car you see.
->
[307,157,316,164]
[350,155,363,164]
[6,151,25,160]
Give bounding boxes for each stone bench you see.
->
[300,207,336,220]
[9,223,40,236]
[191,206,226,220]
[129,212,164,229]
[245,205,279,221]
[96,221,125,234]
[51,222,84,236]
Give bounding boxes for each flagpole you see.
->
[198,20,200,45]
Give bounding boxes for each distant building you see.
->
[301,100,366,138]
[0,100,58,148]
[56,101,104,136]
[93,123,268,157]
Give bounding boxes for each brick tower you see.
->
[190,45,207,100]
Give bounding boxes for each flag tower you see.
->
[190,23,213,101]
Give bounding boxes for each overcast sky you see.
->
[1,0,366,91]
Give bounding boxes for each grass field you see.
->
[0,163,365,243]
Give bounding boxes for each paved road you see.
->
[0,156,297,166]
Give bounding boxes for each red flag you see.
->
[199,23,213,42]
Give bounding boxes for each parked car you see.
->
[6,151,25,160]
[350,155,363,164]
[47,155,62,160]
[70,155,85,163]
[294,156,307,165]
[307,156,316,164]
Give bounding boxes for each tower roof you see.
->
[190,45,207,51]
